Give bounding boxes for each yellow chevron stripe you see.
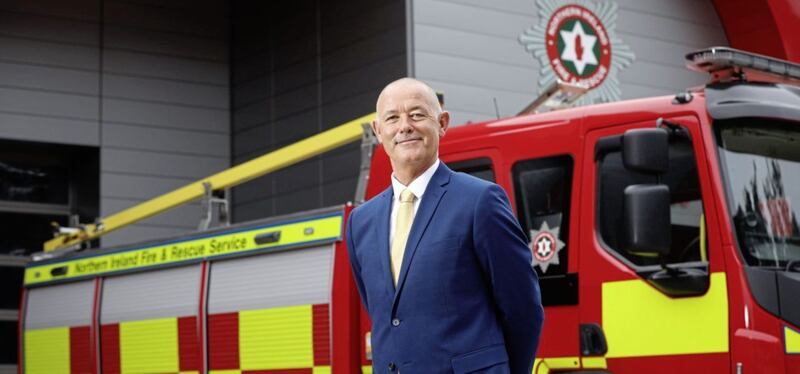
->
[25,327,70,374]
[240,304,313,370]
[120,317,179,374]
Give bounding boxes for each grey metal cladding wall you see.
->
[101,264,200,323]
[99,0,230,247]
[25,281,94,330]
[0,0,231,247]
[208,245,334,314]
[410,0,729,126]
[230,0,406,223]
[0,1,100,146]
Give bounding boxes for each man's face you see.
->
[372,82,449,173]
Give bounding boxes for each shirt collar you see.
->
[391,159,440,202]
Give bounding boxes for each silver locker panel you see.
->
[101,264,200,324]
[208,244,334,314]
[25,280,94,330]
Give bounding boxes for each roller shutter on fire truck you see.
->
[100,265,202,373]
[207,244,334,373]
[23,281,94,373]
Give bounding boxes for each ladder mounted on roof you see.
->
[42,113,377,256]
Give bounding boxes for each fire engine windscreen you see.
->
[716,118,800,269]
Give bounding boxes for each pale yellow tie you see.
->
[391,189,416,285]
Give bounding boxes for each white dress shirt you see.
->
[389,159,440,246]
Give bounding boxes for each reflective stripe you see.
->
[603,272,728,357]
[786,325,800,354]
[581,356,607,369]
[27,213,342,285]
[533,357,580,373]
[25,327,70,374]
[361,365,373,374]
[120,317,179,373]
[240,305,314,370]
[313,366,332,374]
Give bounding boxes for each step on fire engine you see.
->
[20,47,800,374]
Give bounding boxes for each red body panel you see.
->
[332,204,361,374]
[208,312,240,370]
[100,324,120,374]
[69,326,91,374]
[178,316,201,372]
[313,304,331,366]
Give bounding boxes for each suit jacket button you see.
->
[388,362,397,371]
[391,318,401,326]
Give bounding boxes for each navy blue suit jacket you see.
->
[346,163,544,374]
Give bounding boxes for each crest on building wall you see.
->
[519,0,635,105]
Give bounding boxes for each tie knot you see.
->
[399,189,416,203]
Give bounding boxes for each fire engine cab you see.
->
[20,47,800,374]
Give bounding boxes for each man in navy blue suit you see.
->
[346,78,544,373]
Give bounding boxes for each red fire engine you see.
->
[20,47,800,373]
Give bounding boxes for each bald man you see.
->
[346,78,544,374]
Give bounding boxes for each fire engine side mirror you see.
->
[622,128,669,173]
[623,184,671,257]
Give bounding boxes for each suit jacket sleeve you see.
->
[472,183,544,374]
[346,209,369,313]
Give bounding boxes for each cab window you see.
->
[513,155,576,305]
[447,158,495,182]
[596,130,706,267]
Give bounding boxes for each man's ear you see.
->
[438,111,450,137]
[370,119,381,142]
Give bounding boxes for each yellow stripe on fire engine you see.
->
[602,272,728,358]
[786,325,800,353]
[313,366,332,374]
[240,304,314,370]
[120,317,179,374]
[580,356,607,369]
[362,365,373,374]
[26,214,342,286]
[533,357,580,374]
[24,327,70,374]
[209,371,241,374]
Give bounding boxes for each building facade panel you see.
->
[411,0,729,124]
[230,0,406,223]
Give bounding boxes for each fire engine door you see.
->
[580,116,729,373]
[443,149,583,370]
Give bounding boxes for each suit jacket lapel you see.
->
[374,187,395,294]
[392,163,452,306]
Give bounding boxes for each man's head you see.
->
[372,78,450,184]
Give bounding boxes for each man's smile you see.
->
[395,137,422,145]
